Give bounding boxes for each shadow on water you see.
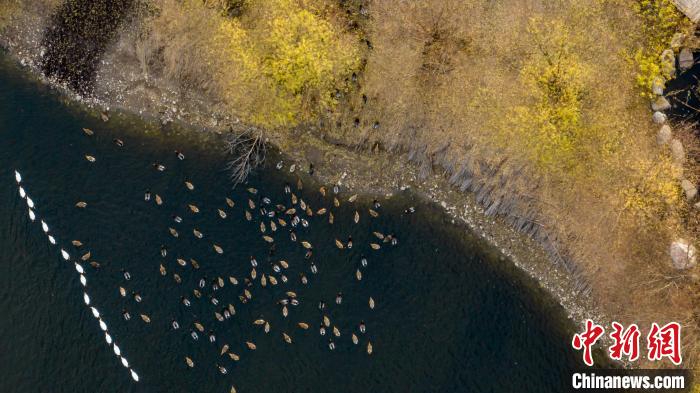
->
[0,52,586,392]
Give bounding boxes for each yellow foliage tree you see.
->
[632,0,691,97]
[621,156,682,223]
[210,0,360,128]
[505,19,596,175]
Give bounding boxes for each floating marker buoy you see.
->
[61,249,70,260]
[28,209,35,221]
[130,369,139,382]
[26,197,34,208]
[18,186,25,198]
[83,293,90,305]
[14,170,22,183]
[114,344,121,356]
[41,220,49,233]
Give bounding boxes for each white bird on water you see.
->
[26,197,34,209]
[79,274,87,286]
[41,220,49,233]
[99,319,107,331]
[60,249,70,260]
[91,307,100,319]
[28,209,35,221]
[114,344,121,356]
[121,357,129,368]
[18,186,25,198]
[130,369,139,382]
[14,170,22,183]
[105,333,113,345]
[83,293,90,305]
[48,235,56,245]
[74,263,84,274]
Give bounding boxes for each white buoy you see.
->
[26,197,34,208]
[80,274,87,286]
[14,170,22,183]
[91,307,100,318]
[99,319,107,331]
[18,186,25,198]
[121,357,129,368]
[83,292,90,305]
[60,249,70,260]
[74,263,84,274]
[114,344,121,356]
[130,369,139,382]
[41,220,49,233]
[48,235,56,245]
[105,333,113,344]
[28,209,35,221]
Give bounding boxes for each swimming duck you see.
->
[113,138,124,147]
[185,357,194,368]
[185,181,194,190]
[175,150,185,160]
[75,201,87,208]
[85,155,96,163]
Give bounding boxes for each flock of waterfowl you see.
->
[13,170,140,383]
[15,124,414,390]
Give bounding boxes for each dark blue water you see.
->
[0,53,584,392]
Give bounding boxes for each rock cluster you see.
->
[651,42,698,270]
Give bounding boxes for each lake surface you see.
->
[0,52,584,392]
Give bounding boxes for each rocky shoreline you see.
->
[0,6,611,351]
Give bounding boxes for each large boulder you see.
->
[670,240,697,270]
[679,48,694,71]
[681,179,698,201]
[661,49,676,76]
[653,111,667,124]
[651,96,671,112]
[652,77,665,96]
[670,139,686,164]
[657,125,672,146]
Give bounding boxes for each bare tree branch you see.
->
[224,127,266,187]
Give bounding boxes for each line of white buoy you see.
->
[14,170,140,383]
